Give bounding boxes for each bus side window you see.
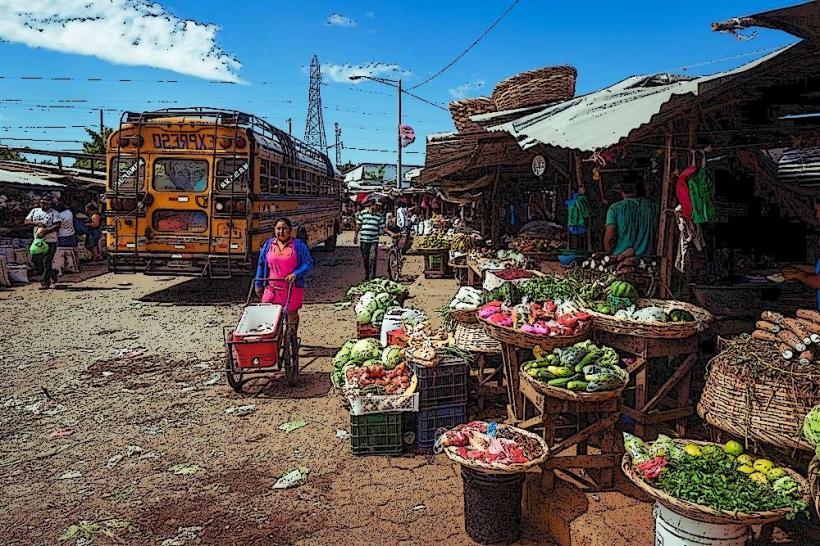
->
[278,165,287,194]
[259,159,270,193]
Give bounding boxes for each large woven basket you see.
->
[448,96,496,133]
[520,370,626,403]
[478,316,591,350]
[697,338,820,452]
[810,456,820,517]
[621,440,811,525]
[451,308,479,324]
[492,66,577,111]
[580,298,713,339]
[441,424,549,474]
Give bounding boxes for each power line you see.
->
[345,146,421,154]
[401,89,448,112]
[410,0,522,90]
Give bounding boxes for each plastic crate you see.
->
[350,412,403,456]
[416,402,467,450]
[356,323,381,339]
[410,357,469,409]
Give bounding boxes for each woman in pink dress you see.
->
[254,218,314,330]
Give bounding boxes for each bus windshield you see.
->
[154,158,208,192]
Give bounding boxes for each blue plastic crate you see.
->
[416,402,467,450]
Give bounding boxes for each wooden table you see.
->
[594,330,700,439]
[520,378,621,491]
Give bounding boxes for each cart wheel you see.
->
[284,328,300,386]
[225,346,244,393]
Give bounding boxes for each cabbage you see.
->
[382,346,402,370]
[803,405,820,449]
[356,309,373,324]
[370,308,386,326]
[355,291,378,315]
[633,306,667,322]
[374,292,396,309]
[333,340,357,366]
[350,338,381,363]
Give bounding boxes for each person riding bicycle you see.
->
[387,205,416,253]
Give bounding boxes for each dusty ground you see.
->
[0,232,663,546]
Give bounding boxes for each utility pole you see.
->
[304,55,328,151]
[99,108,104,136]
[99,108,105,172]
[286,118,292,135]
[397,79,402,190]
[334,122,342,167]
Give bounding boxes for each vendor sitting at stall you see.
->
[604,172,659,257]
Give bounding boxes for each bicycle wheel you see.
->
[387,249,400,282]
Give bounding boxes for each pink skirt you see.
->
[261,282,303,311]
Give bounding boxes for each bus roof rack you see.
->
[121,107,337,176]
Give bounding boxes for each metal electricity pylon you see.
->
[304,55,327,152]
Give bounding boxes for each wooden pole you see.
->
[657,124,675,298]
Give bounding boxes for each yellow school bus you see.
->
[105,108,341,277]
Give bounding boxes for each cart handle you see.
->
[246,277,295,308]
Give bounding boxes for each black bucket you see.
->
[461,467,525,544]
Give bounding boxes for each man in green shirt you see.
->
[604,173,659,257]
[354,197,385,280]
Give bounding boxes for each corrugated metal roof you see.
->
[0,168,65,188]
[777,147,820,187]
[483,47,791,152]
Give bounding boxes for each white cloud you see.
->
[365,11,375,18]
[0,0,242,82]
[448,79,486,99]
[323,62,404,83]
[326,13,357,27]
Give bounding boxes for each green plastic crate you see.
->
[350,413,403,455]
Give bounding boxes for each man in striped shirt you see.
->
[354,199,385,280]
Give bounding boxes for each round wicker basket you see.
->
[621,440,812,525]
[697,340,820,452]
[580,298,713,339]
[520,370,626,403]
[492,66,577,111]
[810,456,819,517]
[478,315,591,350]
[451,308,479,324]
[448,96,496,133]
[441,424,549,474]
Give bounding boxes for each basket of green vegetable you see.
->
[580,298,713,339]
[521,340,628,402]
[622,434,810,525]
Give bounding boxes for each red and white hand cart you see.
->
[223,277,299,392]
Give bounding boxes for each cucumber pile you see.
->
[522,340,627,393]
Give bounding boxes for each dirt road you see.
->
[0,233,654,546]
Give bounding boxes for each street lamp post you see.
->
[350,75,402,190]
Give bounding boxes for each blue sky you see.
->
[0,0,799,166]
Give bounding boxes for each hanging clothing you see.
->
[676,165,697,221]
[674,205,704,272]
[567,194,590,228]
[688,168,717,224]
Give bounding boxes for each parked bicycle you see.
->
[386,228,413,282]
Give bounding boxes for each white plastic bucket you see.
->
[654,503,749,546]
[8,265,29,284]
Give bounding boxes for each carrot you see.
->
[798,349,814,365]
[755,321,781,334]
[752,329,778,343]
[796,309,820,325]
[761,311,785,325]
[779,343,794,360]
[777,330,806,352]
[783,318,812,345]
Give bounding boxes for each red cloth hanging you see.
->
[676,165,697,221]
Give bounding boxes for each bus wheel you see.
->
[323,234,337,252]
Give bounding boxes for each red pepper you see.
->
[575,312,592,321]
[544,301,557,313]
[558,314,578,328]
